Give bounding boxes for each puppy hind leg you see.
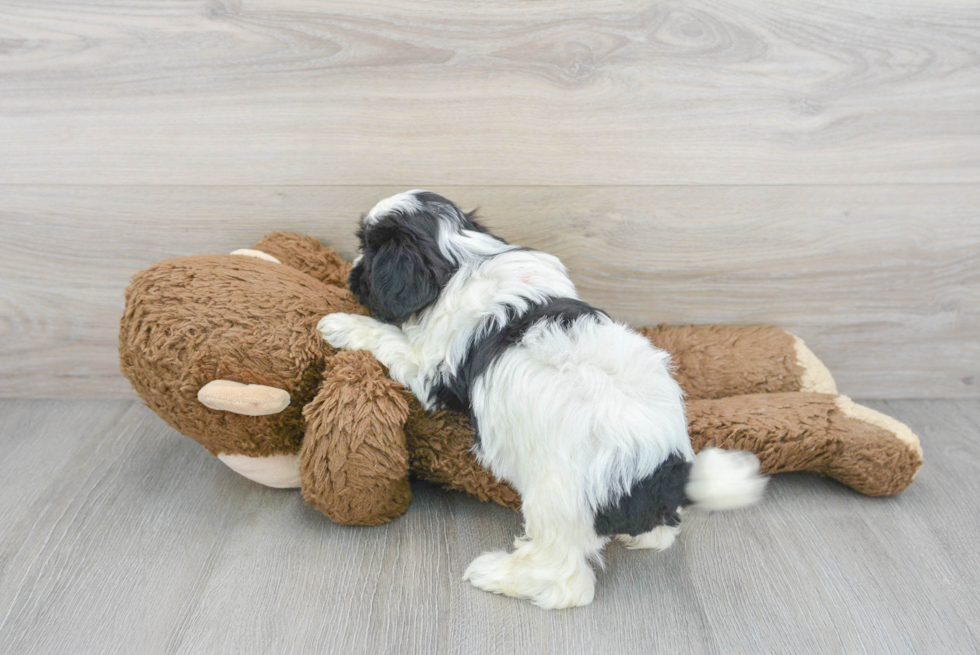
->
[464,481,606,610]
[616,506,683,551]
[616,523,681,551]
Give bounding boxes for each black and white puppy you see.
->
[318,190,766,609]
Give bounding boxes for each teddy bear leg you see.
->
[639,324,837,400]
[686,392,922,496]
[402,399,522,511]
[822,396,923,496]
[792,334,837,395]
[299,350,414,525]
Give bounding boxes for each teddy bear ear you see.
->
[197,380,291,416]
[229,248,282,264]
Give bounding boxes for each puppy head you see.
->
[349,190,494,324]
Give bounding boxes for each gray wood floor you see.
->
[0,399,977,654]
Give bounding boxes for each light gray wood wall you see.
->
[1,1,978,398]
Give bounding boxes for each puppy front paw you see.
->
[317,313,374,350]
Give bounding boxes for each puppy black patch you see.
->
[412,191,498,238]
[593,453,692,537]
[430,297,607,416]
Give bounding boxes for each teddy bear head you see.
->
[119,233,365,474]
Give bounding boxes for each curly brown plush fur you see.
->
[119,232,923,526]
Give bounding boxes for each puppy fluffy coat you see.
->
[319,190,766,609]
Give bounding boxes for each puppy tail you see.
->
[685,448,767,511]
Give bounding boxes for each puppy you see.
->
[318,190,767,609]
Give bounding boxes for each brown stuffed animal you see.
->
[119,232,922,526]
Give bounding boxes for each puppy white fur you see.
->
[319,190,766,609]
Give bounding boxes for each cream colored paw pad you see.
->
[791,334,838,394]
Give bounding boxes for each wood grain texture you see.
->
[1,184,977,399]
[0,0,978,185]
[0,398,977,654]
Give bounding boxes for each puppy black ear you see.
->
[369,230,445,324]
[347,257,366,299]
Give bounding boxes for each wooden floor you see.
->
[0,398,977,654]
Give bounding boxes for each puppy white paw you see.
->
[317,313,370,350]
[463,551,512,596]
[463,549,595,610]
[616,524,680,551]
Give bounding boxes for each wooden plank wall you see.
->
[1,1,978,398]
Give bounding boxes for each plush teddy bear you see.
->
[119,232,922,526]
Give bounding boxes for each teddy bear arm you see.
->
[686,392,922,496]
[403,400,521,511]
[639,324,837,400]
[299,350,413,525]
[252,231,352,288]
